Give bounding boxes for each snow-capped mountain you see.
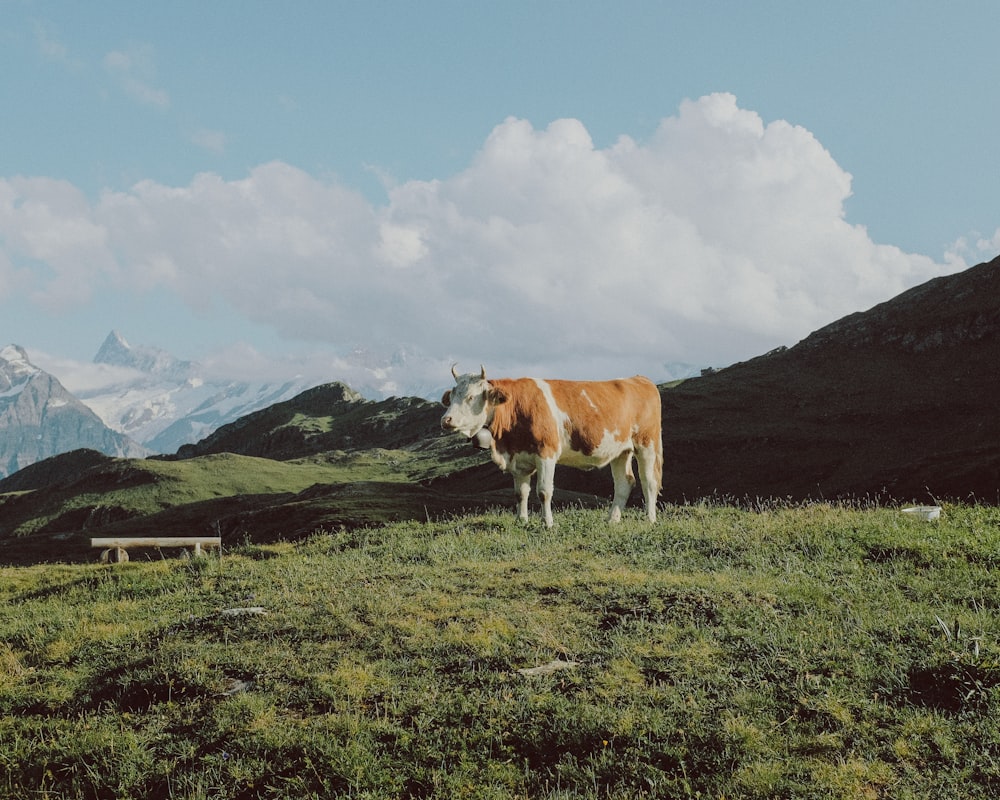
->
[0,345,147,478]
[76,332,322,454]
[35,332,710,458]
[94,330,196,381]
[0,344,39,392]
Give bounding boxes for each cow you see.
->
[441,366,662,527]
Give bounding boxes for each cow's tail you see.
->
[654,431,664,495]
[656,432,663,494]
[650,381,664,495]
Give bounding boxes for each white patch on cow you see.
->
[531,378,573,450]
[558,428,629,470]
[580,388,599,412]
[532,378,628,469]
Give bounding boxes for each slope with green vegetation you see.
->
[0,442,501,564]
[3,504,1000,799]
[4,257,1000,569]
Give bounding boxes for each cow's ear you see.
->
[440,390,451,407]
[488,385,508,405]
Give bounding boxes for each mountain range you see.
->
[1,254,998,563]
[0,331,707,479]
[0,333,324,478]
[79,331,320,454]
[0,345,147,478]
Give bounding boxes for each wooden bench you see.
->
[90,537,222,563]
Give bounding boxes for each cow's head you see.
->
[441,364,506,438]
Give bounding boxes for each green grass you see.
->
[3,503,1000,798]
[0,449,462,545]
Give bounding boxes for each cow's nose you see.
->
[441,416,454,430]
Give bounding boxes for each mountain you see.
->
[77,331,320,453]
[0,386,493,563]
[0,346,147,479]
[61,333,705,456]
[174,382,448,460]
[94,329,195,380]
[658,253,1000,503]
[3,255,1000,563]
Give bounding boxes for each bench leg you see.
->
[100,547,129,564]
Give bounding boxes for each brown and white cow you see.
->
[441,366,662,527]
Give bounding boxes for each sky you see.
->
[2,0,999,394]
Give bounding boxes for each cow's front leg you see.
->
[536,458,557,528]
[512,470,532,522]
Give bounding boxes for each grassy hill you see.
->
[174,383,446,461]
[3,259,1000,796]
[3,256,1000,565]
[0,383,603,565]
[0,443,506,564]
[3,504,1000,798]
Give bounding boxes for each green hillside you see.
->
[0,381,607,565]
[3,504,1000,798]
[4,257,1000,568]
[176,383,446,461]
[0,443,506,564]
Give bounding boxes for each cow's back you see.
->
[544,376,660,460]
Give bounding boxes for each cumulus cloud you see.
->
[946,227,1000,268]
[0,176,116,309]
[0,94,965,388]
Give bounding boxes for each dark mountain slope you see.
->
[175,382,449,461]
[659,254,1000,503]
[0,449,115,493]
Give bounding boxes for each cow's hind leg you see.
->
[635,441,661,523]
[536,457,557,528]
[608,451,636,523]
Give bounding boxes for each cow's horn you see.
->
[480,365,487,380]
[451,363,460,381]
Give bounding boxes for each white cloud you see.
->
[34,24,73,66]
[376,223,428,268]
[30,351,144,394]
[0,176,116,309]
[103,46,170,110]
[945,228,1000,267]
[190,128,227,154]
[0,94,965,387]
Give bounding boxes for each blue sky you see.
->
[2,1,999,392]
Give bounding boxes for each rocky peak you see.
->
[94,330,196,379]
[0,344,147,478]
[93,330,132,365]
[0,345,40,392]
